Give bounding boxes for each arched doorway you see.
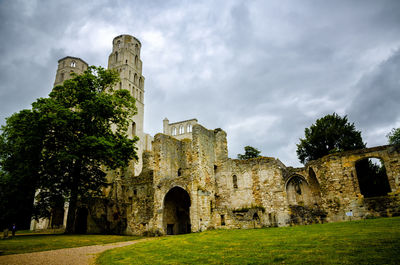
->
[163,187,191,235]
[286,175,313,206]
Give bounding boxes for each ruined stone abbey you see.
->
[31,34,400,235]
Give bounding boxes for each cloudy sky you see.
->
[1,0,399,167]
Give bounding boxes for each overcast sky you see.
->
[1,0,399,167]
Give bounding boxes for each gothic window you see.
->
[117,40,121,48]
[139,77,143,88]
[187,124,192,133]
[134,74,138,85]
[71,61,76,67]
[132,122,136,136]
[178,168,182,176]
[135,44,139,54]
[129,70,131,80]
[135,56,139,67]
[60,72,65,82]
[172,127,177,136]
[221,215,225,226]
[179,125,184,134]
[126,59,128,64]
[115,52,118,62]
[232,175,238,189]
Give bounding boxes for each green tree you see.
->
[0,109,43,230]
[0,66,138,233]
[237,146,261,160]
[296,113,365,164]
[387,128,400,145]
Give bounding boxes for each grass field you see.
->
[0,234,142,255]
[97,217,400,264]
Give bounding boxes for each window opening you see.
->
[355,158,390,198]
[232,175,238,189]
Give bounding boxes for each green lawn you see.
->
[0,234,142,255]
[97,217,400,265]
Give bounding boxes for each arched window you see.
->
[134,74,138,85]
[172,127,177,136]
[139,77,143,88]
[129,70,131,80]
[125,59,128,64]
[119,82,122,90]
[132,122,136,136]
[232,175,238,189]
[178,168,182,176]
[62,61,65,67]
[135,56,139,67]
[179,125,184,134]
[71,61,76,67]
[135,44,139,54]
[115,52,118,62]
[60,72,65,82]
[187,124,192,133]
[117,40,121,48]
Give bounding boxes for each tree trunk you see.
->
[65,162,81,234]
[65,184,78,233]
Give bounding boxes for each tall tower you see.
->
[108,34,146,175]
[54,56,88,87]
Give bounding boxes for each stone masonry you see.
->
[32,34,400,235]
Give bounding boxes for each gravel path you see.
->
[0,238,152,265]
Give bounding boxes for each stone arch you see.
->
[163,186,191,235]
[355,157,391,198]
[286,175,313,206]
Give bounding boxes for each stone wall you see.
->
[85,125,400,236]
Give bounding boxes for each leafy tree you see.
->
[0,109,43,230]
[296,113,365,164]
[237,146,261,160]
[387,128,400,145]
[0,66,138,233]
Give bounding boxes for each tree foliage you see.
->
[296,113,365,164]
[237,146,261,160]
[387,128,400,145]
[0,66,138,232]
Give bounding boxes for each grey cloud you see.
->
[1,0,400,168]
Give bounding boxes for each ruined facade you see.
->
[32,34,400,235]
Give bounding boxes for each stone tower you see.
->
[108,34,148,175]
[54,56,88,87]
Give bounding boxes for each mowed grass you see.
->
[0,233,142,255]
[97,217,400,265]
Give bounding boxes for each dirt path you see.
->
[0,238,151,265]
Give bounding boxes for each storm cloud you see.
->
[1,0,400,167]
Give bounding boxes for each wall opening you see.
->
[221,214,225,226]
[308,167,322,205]
[131,122,136,137]
[163,187,191,235]
[75,207,88,234]
[232,175,238,189]
[355,158,391,198]
[286,175,313,206]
